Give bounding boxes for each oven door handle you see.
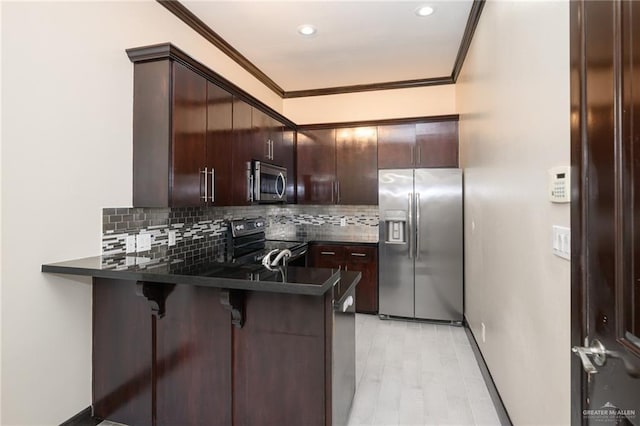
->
[276,172,286,199]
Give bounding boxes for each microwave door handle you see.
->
[276,172,286,198]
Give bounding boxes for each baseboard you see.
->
[463,318,513,426]
[59,406,101,426]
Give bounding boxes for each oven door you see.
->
[254,161,287,202]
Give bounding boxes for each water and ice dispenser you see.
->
[383,210,408,244]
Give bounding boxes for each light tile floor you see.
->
[349,314,501,426]
[99,314,501,426]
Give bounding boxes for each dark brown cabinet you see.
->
[132,60,207,207]
[206,82,234,206]
[336,127,378,205]
[231,100,254,206]
[308,243,378,314]
[378,119,459,169]
[131,60,233,207]
[297,127,377,205]
[297,129,337,204]
[128,44,296,208]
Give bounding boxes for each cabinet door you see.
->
[345,246,378,314]
[415,121,459,168]
[171,62,207,207]
[232,100,254,205]
[156,285,232,425]
[252,108,271,161]
[278,127,295,203]
[269,117,285,165]
[297,129,336,204]
[309,244,345,269]
[336,127,378,205]
[206,82,233,206]
[377,124,416,169]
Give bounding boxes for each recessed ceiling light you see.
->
[297,24,317,36]
[415,5,435,17]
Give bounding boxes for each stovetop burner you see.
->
[227,218,307,265]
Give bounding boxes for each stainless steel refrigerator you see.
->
[378,169,463,322]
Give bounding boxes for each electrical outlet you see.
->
[340,218,346,227]
[136,233,151,252]
[168,230,177,247]
[125,235,136,254]
[481,322,486,343]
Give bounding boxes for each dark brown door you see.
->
[336,127,378,205]
[156,285,231,425]
[344,245,378,314]
[280,127,296,202]
[206,82,233,206]
[252,108,271,162]
[93,279,152,426]
[571,1,640,423]
[171,61,207,207]
[377,124,416,169]
[232,99,253,205]
[415,121,458,168]
[297,129,336,204]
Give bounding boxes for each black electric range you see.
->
[227,218,307,265]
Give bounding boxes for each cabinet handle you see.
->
[417,145,421,165]
[411,145,415,165]
[351,253,367,257]
[336,181,341,204]
[320,251,335,255]
[209,168,215,203]
[201,167,208,203]
[331,180,336,203]
[246,162,254,202]
[270,139,274,160]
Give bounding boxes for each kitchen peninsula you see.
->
[43,256,360,426]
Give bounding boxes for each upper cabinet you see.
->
[378,119,459,169]
[335,127,378,205]
[128,44,296,207]
[297,129,336,204]
[132,60,213,208]
[297,126,377,205]
[206,82,234,206]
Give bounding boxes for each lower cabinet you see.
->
[309,243,378,314]
[92,278,337,426]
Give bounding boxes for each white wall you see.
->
[284,84,456,124]
[456,1,571,424]
[0,2,281,424]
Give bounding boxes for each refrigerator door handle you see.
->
[416,193,421,260]
[408,193,413,259]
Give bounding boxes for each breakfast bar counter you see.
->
[43,255,360,426]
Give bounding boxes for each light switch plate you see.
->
[136,233,152,252]
[168,230,177,247]
[552,226,571,260]
[340,218,346,227]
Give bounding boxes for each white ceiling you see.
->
[181,1,474,92]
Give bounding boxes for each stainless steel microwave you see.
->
[248,161,287,203]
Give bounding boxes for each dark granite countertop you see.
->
[42,255,360,298]
[271,235,379,245]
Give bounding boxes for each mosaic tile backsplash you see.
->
[102,205,379,260]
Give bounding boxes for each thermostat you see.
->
[548,166,570,203]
